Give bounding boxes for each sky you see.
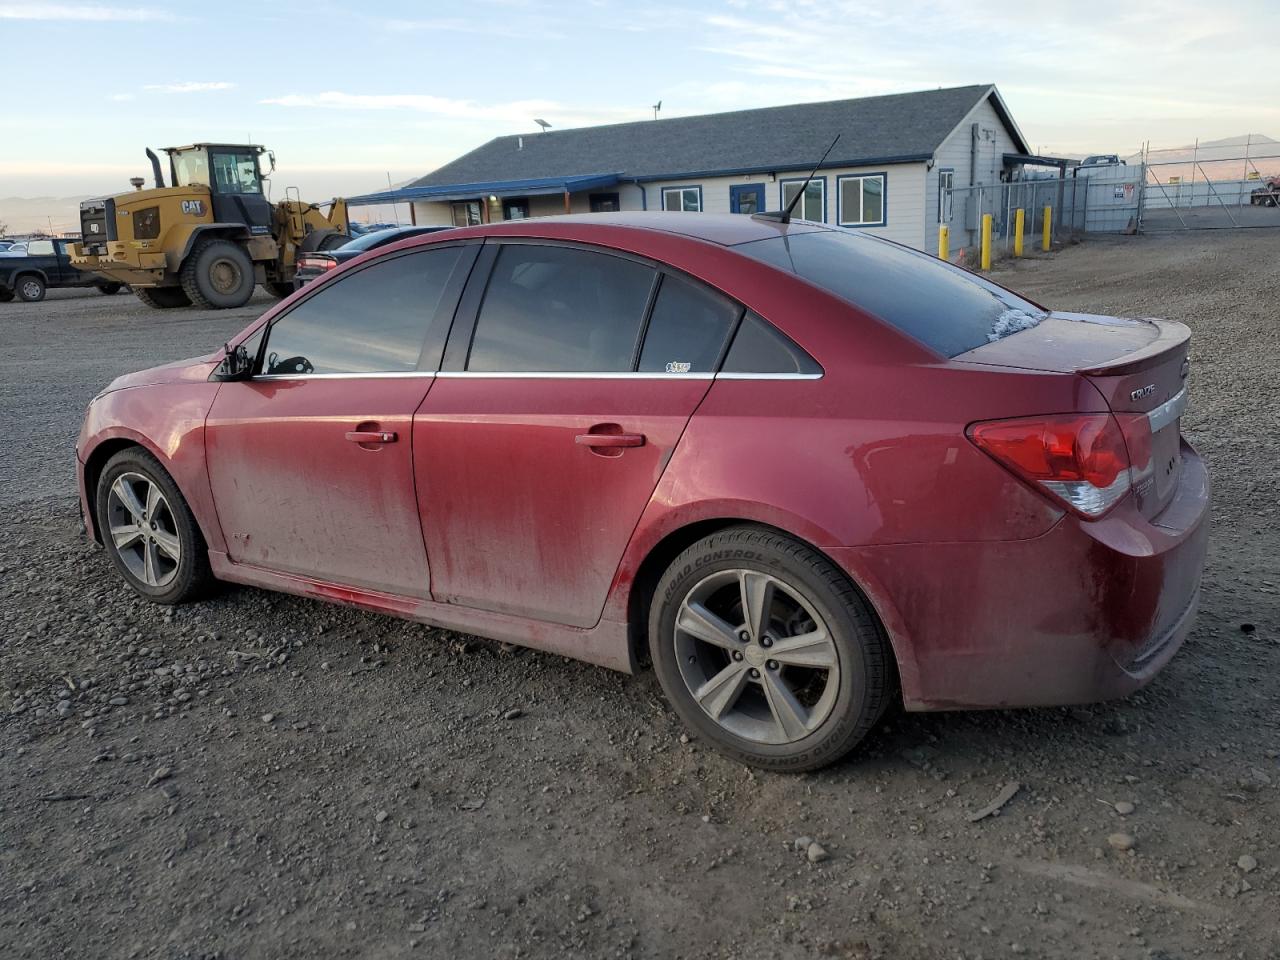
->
[0,0,1273,219]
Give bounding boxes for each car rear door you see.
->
[204,243,477,597]
[412,240,743,628]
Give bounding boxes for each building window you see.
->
[661,186,702,212]
[451,200,483,227]
[589,192,620,212]
[837,174,886,227]
[779,178,825,222]
[502,198,530,220]
[937,169,954,223]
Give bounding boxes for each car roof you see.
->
[457,211,833,247]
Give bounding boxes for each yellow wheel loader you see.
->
[70,144,351,309]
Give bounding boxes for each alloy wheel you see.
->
[21,279,41,299]
[105,472,181,587]
[673,569,841,745]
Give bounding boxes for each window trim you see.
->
[247,241,482,379]
[937,168,954,223]
[778,176,827,223]
[660,184,703,212]
[836,172,888,228]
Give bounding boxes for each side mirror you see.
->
[267,151,277,174]
[213,341,254,381]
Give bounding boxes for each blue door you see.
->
[730,184,766,215]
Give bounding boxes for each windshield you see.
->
[171,149,210,187]
[736,228,1047,357]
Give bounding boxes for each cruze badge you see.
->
[665,361,692,374]
[1130,384,1156,401]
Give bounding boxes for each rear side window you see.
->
[261,247,462,375]
[736,229,1046,357]
[722,312,821,375]
[468,245,655,372]
[638,274,740,373]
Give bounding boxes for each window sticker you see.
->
[665,361,692,374]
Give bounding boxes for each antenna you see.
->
[774,134,841,224]
[652,100,662,120]
[534,118,552,132]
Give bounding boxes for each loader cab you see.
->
[165,143,274,236]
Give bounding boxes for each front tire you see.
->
[649,526,893,772]
[134,286,192,309]
[95,448,213,605]
[16,274,45,302]
[95,281,124,295]
[181,239,255,309]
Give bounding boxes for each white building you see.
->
[351,84,1032,252]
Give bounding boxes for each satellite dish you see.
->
[534,118,552,132]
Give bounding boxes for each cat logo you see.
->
[181,200,206,216]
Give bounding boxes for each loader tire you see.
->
[135,287,191,309]
[181,239,255,309]
[318,233,352,251]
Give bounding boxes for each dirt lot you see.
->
[2,233,1278,960]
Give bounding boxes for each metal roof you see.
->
[403,85,1027,192]
[346,173,620,206]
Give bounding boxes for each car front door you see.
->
[204,243,477,597]
[413,241,743,628]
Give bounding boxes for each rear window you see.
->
[736,229,1046,357]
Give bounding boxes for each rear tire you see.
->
[134,286,191,309]
[649,526,894,772]
[181,239,255,309]
[95,281,124,295]
[95,447,214,605]
[0,288,13,302]
[16,274,45,302]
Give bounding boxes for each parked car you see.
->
[0,240,15,252]
[1249,176,1280,207]
[0,237,123,301]
[293,226,450,287]
[76,212,1208,771]
[2,242,27,255]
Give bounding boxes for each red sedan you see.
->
[77,212,1209,771]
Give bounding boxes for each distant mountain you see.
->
[0,196,95,236]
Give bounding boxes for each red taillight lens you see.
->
[298,256,336,272]
[968,413,1135,518]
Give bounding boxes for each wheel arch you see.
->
[623,517,905,700]
[12,268,49,287]
[176,224,253,265]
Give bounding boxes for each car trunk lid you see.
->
[956,311,1191,518]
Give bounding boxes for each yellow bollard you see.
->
[937,224,949,261]
[980,214,992,270]
[1014,208,1025,257]
[1042,205,1052,251]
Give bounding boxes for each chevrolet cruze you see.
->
[77,212,1209,771]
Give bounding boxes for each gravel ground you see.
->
[2,235,1278,960]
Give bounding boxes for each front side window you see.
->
[638,274,740,374]
[452,201,482,227]
[211,152,262,195]
[261,247,463,375]
[467,245,654,372]
[661,186,701,212]
[780,179,825,222]
[838,174,886,227]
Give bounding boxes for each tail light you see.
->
[967,412,1152,518]
[298,255,337,272]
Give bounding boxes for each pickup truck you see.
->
[0,237,124,302]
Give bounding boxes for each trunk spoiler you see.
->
[1078,318,1191,376]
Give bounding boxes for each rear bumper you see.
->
[834,440,1211,711]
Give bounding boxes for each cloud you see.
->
[0,3,173,20]
[259,91,642,128]
[143,81,235,93]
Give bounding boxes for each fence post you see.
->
[1013,208,1024,257]
[938,224,949,261]
[981,213,992,270]
[1042,206,1052,251]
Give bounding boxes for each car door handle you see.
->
[575,432,645,448]
[345,430,398,443]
